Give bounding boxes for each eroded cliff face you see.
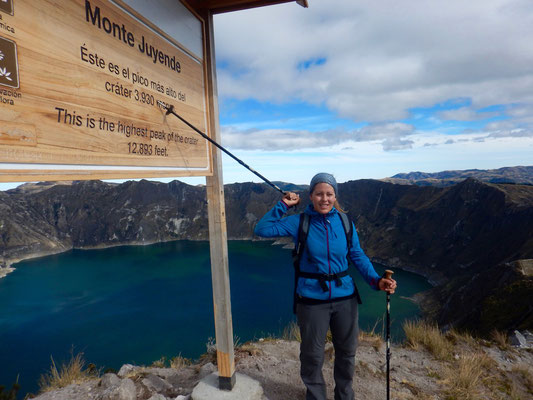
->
[339,178,533,283]
[1,178,532,332]
[0,180,207,266]
[425,259,533,334]
[2,178,532,266]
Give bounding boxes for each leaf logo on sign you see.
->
[0,67,11,81]
[0,36,18,88]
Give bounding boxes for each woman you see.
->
[254,172,397,400]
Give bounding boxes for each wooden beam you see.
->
[203,10,236,390]
[0,169,210,182]
[185,0,306,14]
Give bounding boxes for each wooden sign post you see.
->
[204,11,236,389]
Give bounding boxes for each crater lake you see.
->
[0,240,431,397]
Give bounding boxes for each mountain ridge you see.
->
[384,165,533,186]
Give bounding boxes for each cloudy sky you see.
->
[1,0,532,190]
[209,0,533,185]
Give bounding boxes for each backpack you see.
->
[291,212,362,314]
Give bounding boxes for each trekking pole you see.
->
[157,100,286,195]
[384,269,394,400]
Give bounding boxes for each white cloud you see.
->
[437,107,500,122]
[382,138,415,151]
[354,123,414,141]
[214,0,533,126]
[221,122,417,151]
[220,116,533,153]
[487,128,533,138]
[220,126,352,150]
[507,104,533,120]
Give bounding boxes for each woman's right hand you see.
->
[282,192,300,207]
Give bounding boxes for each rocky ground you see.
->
[29,332,533,400]
[0,266,14,278]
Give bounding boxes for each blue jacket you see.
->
[254,201,381,300]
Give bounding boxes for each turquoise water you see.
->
[0,240,431,397]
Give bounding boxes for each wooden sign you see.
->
[0,0,211,180]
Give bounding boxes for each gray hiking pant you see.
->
[297,297,359,400]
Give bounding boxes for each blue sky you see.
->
[1,0,532,190]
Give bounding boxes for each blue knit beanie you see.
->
[310,173,338,194]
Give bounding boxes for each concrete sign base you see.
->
[191,372,264,400]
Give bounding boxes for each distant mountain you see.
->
[1,177,532,334]
[384,166,533,186]
[271,181,309,192]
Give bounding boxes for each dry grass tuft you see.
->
[282,320,301,343]
[198,337,218,365]
[38,352,99,393]
[403,320,424,351]
[359,318,384,351]
[0,378,20,400]
[442,352,494,400]
[236,343,264,357]
[446,328,478,348]
[403,320,453,361]
[359,330,384,351]
[490,329,510,351]
[170,355,192,370]
[150,356,167,368]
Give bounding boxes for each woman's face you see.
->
[310,182,336,214]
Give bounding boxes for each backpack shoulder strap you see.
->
[292,213,310,269]
[292,212,309,314]
[338,212,362,305]
[338,212,353,249]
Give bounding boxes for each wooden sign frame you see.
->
[0,0,213,182]
[1,0,307,392]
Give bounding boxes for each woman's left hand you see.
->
[378,277,397,294]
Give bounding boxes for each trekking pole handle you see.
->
[383,270,394,280]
